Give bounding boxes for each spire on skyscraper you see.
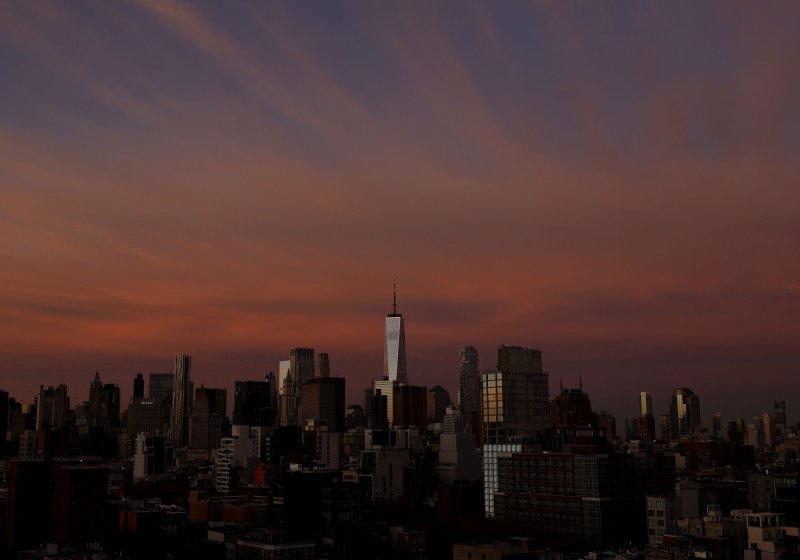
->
[392,280,397,315]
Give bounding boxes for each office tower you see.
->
[384,284,407,382]
[36,384,68,431]
[635,391,656,442]
[233,379,276,427]
[133,433,174,478]
[549,385,596,428]
[88,373,104,427]
[170,354,191,448]
[133,373,145,399]
[636,415,656,443]
[441,406,466,434]
[148,372,174,402]
[761,411,774,449]
[458,346,480,416]
[774,401,786,432]
[596,411,617,442]
[345,404,365,430]
[481,345,550,444]
[427,385,451,423]
[394,384,428,434]
[316,352,330,377]
[373,378,396,427]
[668,388,701,441]
[51,384,69,429]
[288,347,315,426]
[190,386,227,450]
[712,411,723,440]
[35,385,52,431]
[366,385,389,430]
[660,414,670,441]
[640,392,653,416]
[299,377,346,432]
[290,347,315,387]
[728,418,745,445]
[50,458,109,550]
[4,459,50,550]
[103,384,121,427]
[127,397,169,438]
[481,345,549,518]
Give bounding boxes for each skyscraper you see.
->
[482,345,550,444]
[133,373,145,399]
[299,376,346,433]
[316,352,330,377]
[669,388,701,441]
[637,391,656,442]
[233,379,276,427]
[384,284,407,383]
[640,392,653,416]
[170,354,191,448]
[148,372,174,402]
[774,401,786,432]
[457,346,480,417]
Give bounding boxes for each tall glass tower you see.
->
[383,284,407,382]
[170,354,191,448]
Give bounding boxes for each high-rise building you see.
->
[669,388,701,441]
[761,411,774,449]
[35,385,53,431]
[233,378,276,427]
[482,345,549,444]
[550,385,596,428]
[299,377,346,433]
[133,373,145,399]
[170,354,191,448]
[637,391,656,442]
[728,418,745,445]
[427,385,451,423]
[384,284,407,383]
[103,384,121,428]
[373,378,396,427]
[481,345,549,518]
[284,347,315,427]
[394,384,428,434]
[712,411,723,440]
[148,372,174,402]
[457,346,480,417]
[640,392,653,416]
[316,352,331,377]
[774,401,786,432]
[50,458,109,550]
[88,373,105,427]
[190,386,227,450]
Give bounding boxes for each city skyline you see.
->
[1,2,799,425]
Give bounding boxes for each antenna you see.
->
[393,280,397,314]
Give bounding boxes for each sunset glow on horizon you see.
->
[1,1,799,423]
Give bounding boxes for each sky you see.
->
[1,1,799,427]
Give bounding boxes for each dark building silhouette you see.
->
[393,384,427,434]
[233,379,276,427]
[133,373,145,399]
[0,390,7,456]
[5,459,50,551]
[427,385,451,423]
[550,384,597,428]
[189,386,226,450]
[300,377,345,433]
[50,458,110,550]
